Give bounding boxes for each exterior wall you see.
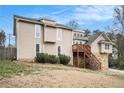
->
[44,26,56,43]
[90,35,109,70]
[73,31,85,38]
[16,21,73,64]
[17,21,36,61]
[73,31,87,45]
[59,29,73,65]
[43,43,57,55]
[73,40,86,44]
[43,29,73,64]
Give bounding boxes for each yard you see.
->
[0,60,124,88]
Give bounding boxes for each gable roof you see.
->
[87,32,113,45]
[87,32,102,45]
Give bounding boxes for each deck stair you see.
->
[72,44,101,70]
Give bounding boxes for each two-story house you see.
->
[14,15,73,64]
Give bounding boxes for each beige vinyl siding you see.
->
[91,35,109,70]
[16,20,73,64]
[17,21,36,60]
[44,26,56,43]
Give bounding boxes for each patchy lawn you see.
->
[0,61,124,88]
[0,60,32,77]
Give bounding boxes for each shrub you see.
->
[111,60,119,68]
[35,53,60,64]
[59,54,71,65]
[35,53,49,63]
[110,58,124,69]
[48,55,60,64]
[118,60,124,70]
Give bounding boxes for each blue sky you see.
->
[0,5,116,45]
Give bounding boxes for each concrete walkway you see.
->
[109,68,124,74]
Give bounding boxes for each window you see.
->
[77,34,79,37]
[80,34,82,37]
[57,29,62,41]
[36,44,40,53]
[74,33,76,37]
[105,44,109,50]
[35,24,41,38]
[58,46,61,55]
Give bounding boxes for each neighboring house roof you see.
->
[73,29,85,33]
[87,32,102,45]
[87,32,113,45]
[14,15,72,35]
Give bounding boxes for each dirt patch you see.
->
[0,63,124,88]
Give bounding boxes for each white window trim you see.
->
[35,24,41,38]
[57,28,62,41]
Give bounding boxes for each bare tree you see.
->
[114,5,124,35]
[113,5,124,59]
[67,20,79,30]
[93,29,102,35]
[84,29,91,37]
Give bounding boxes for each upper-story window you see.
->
[105,44,109,50]
[57,29,62,41]
[77,34,79,37]
[80,34,82,37]
[35,24,41,38]
[74,33,76,37]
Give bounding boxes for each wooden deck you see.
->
[72,44,101,70]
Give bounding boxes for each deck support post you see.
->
[77,45,80,67]
[84,53,85,68]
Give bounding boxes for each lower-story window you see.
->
[58,46,61,55]
[36,44,40,54]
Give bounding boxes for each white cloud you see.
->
[25,5,117,26]
[74,5,116,21]
[51,7,73,15]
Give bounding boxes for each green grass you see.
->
[0,60,31,77]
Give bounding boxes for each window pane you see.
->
[74,33,76,37]
[36,44,40,53]
[58,46,61,55]
[105,44,109,50]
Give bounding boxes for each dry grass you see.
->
[0,62,124,88]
